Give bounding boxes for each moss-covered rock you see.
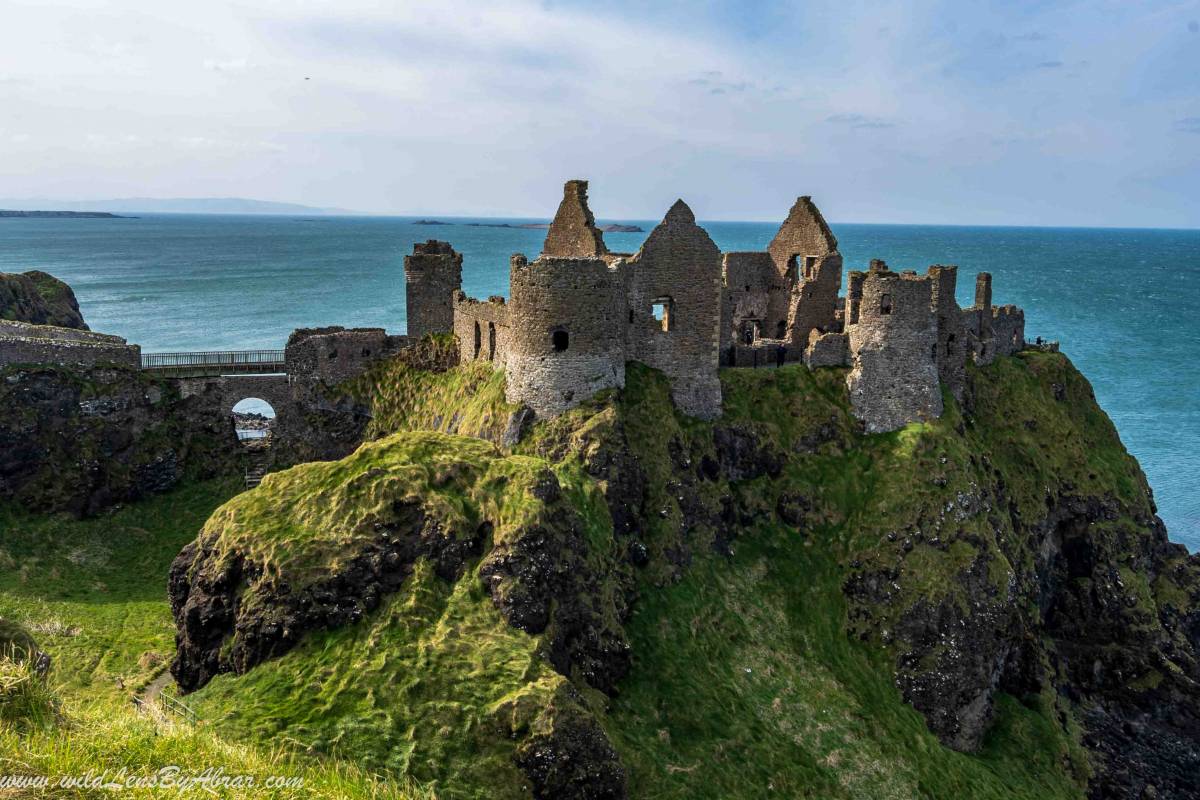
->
[0,270,88,329]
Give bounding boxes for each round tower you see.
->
[504,254,626,416]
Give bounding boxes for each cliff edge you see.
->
[165,352,1200,799]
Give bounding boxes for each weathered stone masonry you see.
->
[403,180,1029,434]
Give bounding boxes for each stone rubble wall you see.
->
[805,331,849,369]
[0,319,140,369]
[284,326,407,385]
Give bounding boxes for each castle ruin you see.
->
[406,179,1027,433]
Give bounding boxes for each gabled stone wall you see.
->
[623,201,723,419]
[542,180,609,258]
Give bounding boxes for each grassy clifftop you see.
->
[5,350,1197,798]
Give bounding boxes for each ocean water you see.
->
[0,214,1196,550]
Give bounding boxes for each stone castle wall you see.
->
[0,319,140,369]
[846,265,943,434]
[453,293,510,367]
[623,201,723,418]
[404,240,462,339]
[284,326,408,385]
[504,254,626,416]
[929,265,967,401]
[721,251,780,355]
[990,305,1026,359]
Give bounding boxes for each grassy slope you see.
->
[189,355,1105,798]
[0,350,1166,799]
[0,480,430,798]
[595,359,1087,799]
[184,433,580,797]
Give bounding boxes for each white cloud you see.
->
[0,0,1195,226]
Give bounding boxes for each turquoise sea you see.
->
[0,214,1196,550]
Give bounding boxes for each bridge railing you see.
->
[141,350,286,372]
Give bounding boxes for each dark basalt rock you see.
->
[513,684,628,800]
[712,422,785,481]
[0,365,240,516]
[480,470,632,694]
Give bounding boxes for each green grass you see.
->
[184,430,621,798]
[0,479,433,799]
[0,350,1168,799]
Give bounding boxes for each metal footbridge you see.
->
[140,350,287,377]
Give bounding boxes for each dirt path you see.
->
[134,670,174,724]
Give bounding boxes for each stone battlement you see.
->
[403,180,1028,432]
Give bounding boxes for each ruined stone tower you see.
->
[504,253,626,417]
[403,240,462,338]
[845,262,943,434]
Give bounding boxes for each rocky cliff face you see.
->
[0,363,241,515]
[0,270,89,330]
[164,352,1200,799]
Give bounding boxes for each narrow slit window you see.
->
[473,322,482,359]
[880,293,893,315]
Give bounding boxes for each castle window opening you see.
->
[880,294,893,315]
[741,320,759,345]
[473,322,481,359]
[785,256,799,283]
[775,320,787,338]
[804,255,817,279]
[487,322,496,361]
[628,309,635,324]
[552,329,569,352]
[946,333,955,357]
[651,297,673,332]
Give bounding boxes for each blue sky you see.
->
[1,0,1198,226]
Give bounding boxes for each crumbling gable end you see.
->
[542,179,608,258]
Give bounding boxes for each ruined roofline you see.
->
[542,179,609,259]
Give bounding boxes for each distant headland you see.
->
[0,210,128,219]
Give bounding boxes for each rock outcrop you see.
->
[0,363,240,515]
[0,270,89,330]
